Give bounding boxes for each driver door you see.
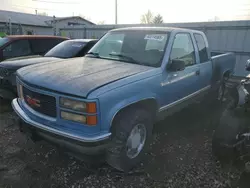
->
[160,33,201,112]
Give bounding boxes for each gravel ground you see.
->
[0,102,246,188]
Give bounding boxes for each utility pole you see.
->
[115,0,117,24]
[9,18,12,35]
[53,15,56,36]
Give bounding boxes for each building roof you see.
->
[0,9,53,27]
[51,16,95,25]
[0,10,95,27]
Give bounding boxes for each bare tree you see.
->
[141,10,154,24]
[97,20,105,25]
[153,14,164,24]
[37,12,48,16]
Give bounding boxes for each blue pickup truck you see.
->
[12,27,235,171]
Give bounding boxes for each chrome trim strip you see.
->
[159,85,211,112]
[161,72,196,86]
[12,99,111,143]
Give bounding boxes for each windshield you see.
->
[88,30,169,67]
[45,41,86,58]
[0,38,9,47]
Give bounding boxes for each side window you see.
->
[3,40,31,59]
[170,33,195,67]
[194,34,209,63]
[30,39,64,55]
[77,41,96,57]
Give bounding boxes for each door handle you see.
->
[195,70,200,76]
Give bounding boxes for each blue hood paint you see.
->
[17,57,154,97]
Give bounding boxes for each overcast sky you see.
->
[1,0,250,24]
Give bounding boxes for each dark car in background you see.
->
[0,39,98,100]
[0,35,69,62]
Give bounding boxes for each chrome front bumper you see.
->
[12,98,111,143]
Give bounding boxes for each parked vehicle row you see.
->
[212,60,250,164]
[0,39,97,100]
[0,35,68,62]
[10,27,236,171]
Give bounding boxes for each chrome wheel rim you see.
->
[126,124,147,159]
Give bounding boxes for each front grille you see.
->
[0,67,9,78]
[23,86,57,118]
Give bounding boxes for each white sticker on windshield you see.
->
[72,44,82,48]
[144,34,165,41]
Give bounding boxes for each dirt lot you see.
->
[0,102,246,188]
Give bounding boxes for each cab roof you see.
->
[68,39,98,43]
[111,27,201,33]
[5,35,69,40]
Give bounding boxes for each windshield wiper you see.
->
[109,53,141,65]
[86,52,100,58]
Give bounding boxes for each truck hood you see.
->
[17,57,154,97]
[3,55,41,61]
[0,57,60,70]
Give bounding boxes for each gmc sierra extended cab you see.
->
[12,27,236,171]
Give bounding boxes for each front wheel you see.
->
[106,108,153,172]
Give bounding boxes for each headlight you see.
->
[60,97,96,113]
[61,111,86,124]
[60,111,97,125]
[60,97,87,111]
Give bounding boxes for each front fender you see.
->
[102,92,159,131]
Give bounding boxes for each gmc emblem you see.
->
[26,95,41,107]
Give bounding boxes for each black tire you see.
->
[212,108,247,163]
[106,108,153,172]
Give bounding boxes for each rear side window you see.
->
[194,34,209,63]
[3,40,31,59]
[30,38,65,55]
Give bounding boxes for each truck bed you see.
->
[211,52,236,84]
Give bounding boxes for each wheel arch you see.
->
[222,69,232,80]
[110,98,159,129]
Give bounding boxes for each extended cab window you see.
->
[194,34,209,63]
[170,33,195,67]
[88,31,169,67]
[3,40,31,59]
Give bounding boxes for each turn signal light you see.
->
[87,115,97,126]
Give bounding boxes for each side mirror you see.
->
[246,59,250,71]
[168,59,185,71]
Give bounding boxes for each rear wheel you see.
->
[106,108,153,172]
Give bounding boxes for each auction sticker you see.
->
[144,34,165,41]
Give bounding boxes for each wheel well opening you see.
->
[223,70,231,79]
[112,99,158,127]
